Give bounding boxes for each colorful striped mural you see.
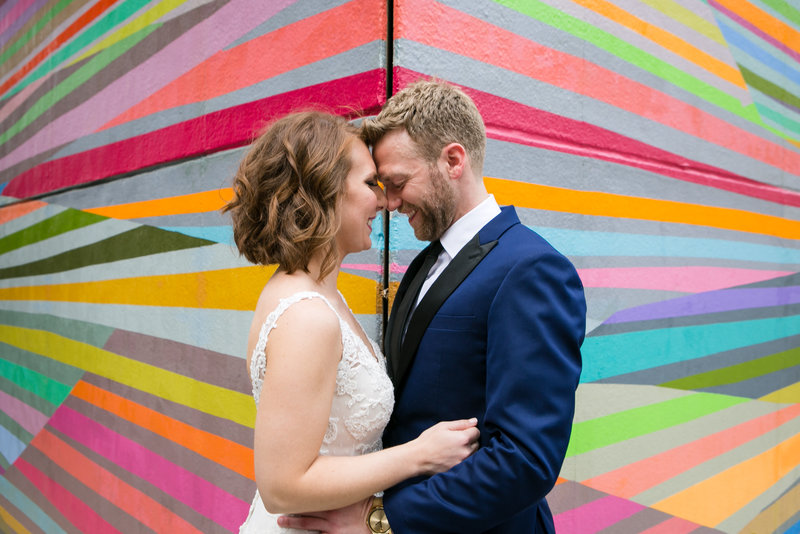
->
[0,0,798,533]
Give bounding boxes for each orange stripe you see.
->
[0,201,46,224]
[0,0,116,95]
[582,403,800,498]
[485,177,800,240]
[102,0,385,129]
[84,188,234,219]
[32,427,204,534]
[714,0,800,55]
[574,0,745,87]
[652,427,800,526]
[71,380,254,480]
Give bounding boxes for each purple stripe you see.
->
[606,286,800,324]
[0,0,299,172]
[709,0,800,64]
[47,404,249,532]
[0,389,47,435]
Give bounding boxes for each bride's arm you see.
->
[251,299,477,514]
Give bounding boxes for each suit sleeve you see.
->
[383,250,586,533]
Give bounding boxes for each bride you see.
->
[224,111,479,533]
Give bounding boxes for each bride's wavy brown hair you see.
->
[223,111,359,280]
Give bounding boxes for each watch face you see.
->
[368,508,390,533]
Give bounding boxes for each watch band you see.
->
[366,496,392,533]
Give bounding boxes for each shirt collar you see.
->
[439,195,501,259]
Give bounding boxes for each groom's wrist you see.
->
[366,496,392,533]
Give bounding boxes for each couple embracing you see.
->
[226,80,586,534]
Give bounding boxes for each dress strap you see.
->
[250,291,342,404]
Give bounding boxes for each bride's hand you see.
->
[412,418,480,475]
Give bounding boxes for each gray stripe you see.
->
[50,41,384,159]
[83,373,254,449]
[546,480,606,514]
[20,446,145,533]
[572,383,692,423]
[0,341,84,391]
[0,492,46,534]
[0,203,66,236]
[230,0,352,47]
[584,287,688,331]
[563,400,778,481]
[701,363,800,398]
[0,375,57,417]
[396,40,793,190]
[596,333,800,385]
[635,413,800,504]
[102,329,250,394]
[602,508,693,534]
[0,309,114,348]
[44,423,230,534]
[0,301,252,358]
[1,464,81,534]
[63,395,254,502]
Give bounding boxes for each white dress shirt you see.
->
[414,195,501,308]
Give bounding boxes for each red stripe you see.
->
[15,457,122,534]
[393,68,800,208]
[4,70,386,198]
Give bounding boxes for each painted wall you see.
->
[0,1,798,533]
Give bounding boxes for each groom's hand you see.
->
[277,498,372,533]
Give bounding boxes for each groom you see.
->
[281,80,586,533]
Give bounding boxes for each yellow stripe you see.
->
[574,0,746,88]
[0,325,255,428]
[760,381,800,403]
[84,189,234,219]
[0,267,380,314]
[638,0,726,46]
[652,429,800,526]
[0,505,31,534]
[485,177,800,241]
[71,0,193,64]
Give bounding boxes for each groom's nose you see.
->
[385,189,402,211]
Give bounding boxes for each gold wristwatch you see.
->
[366,496,392,533]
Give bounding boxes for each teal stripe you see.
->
[2,23,160,136]
[581,315,800,382]
[0,310,114,348]
[0,477,68,534]
[0,0,72,67]
[753,100,800,137]
[0,376,57,417]
[0,209,106,256]
[13,0,152,94]
[566,392,747,456]
[0,357,72,406]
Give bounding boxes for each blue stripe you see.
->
[0,424,25,466]
[0,476,68,534]
[717,17,800,88]
[581,315,800,382]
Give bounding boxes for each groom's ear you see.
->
[441,142,466,179]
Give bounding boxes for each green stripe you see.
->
[0,225,213,280]
[0,450,9,471]
[0,310,114,348]
[0,411,33,444]
[566,392,747,456]
[740,64,800,111]
[761,0,800,27]
[493,0,756,126]
[2,23,160,136]
[0,342,84,387]
[14,0,152,95]
[0,375,57,417]
[0,209,106,255]
[0,358,72,406]
[0,0,72,67]
[660,346,800,390]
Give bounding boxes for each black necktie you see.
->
[398,240,443,342]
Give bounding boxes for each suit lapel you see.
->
[392,234,498,388]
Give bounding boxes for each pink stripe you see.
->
[16,457,122,533]
[641,516,703,534]
[394,68,800,208]
[0,75,48,124]
[0,0,35,39]
[4,70,385,197]
[341,263,408,274]
[554,495,644,534]
[47,404,248,532]
[0,0,299,172]
[0,389,47,435]
[575,267,794,292]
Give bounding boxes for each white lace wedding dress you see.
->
[239,291,394,533]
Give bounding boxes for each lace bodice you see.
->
[240,291,394,534]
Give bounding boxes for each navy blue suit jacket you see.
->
[382,206,585,533]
